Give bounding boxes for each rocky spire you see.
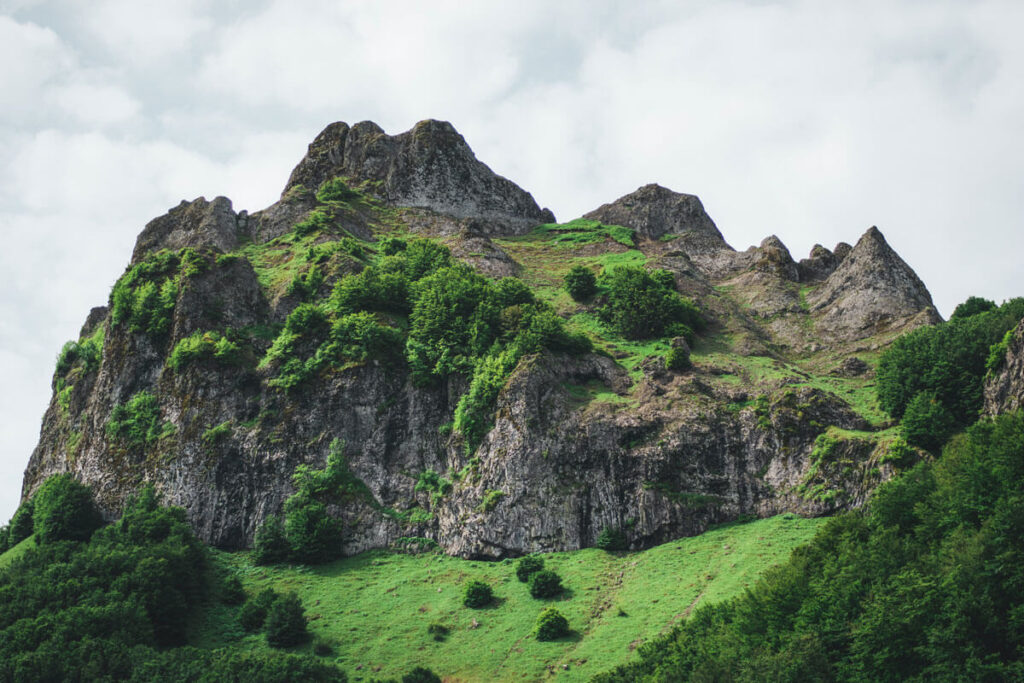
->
[284,119,554,234]
[984,318,1024,416]
[582,183,727,243]
[806,226,940,340]
[131,196,247,264]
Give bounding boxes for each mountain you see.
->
[22,119,941,558]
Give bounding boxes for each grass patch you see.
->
[191,514,824,681]
[0,535,36,571]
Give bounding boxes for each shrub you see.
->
[238,599,268,633]
[0,525,8,553]
[516,555,545,582]
[32,474,102,544]
[463,579,494,608]
[427,621,450,641]
[253,514,291,565]
[221,574,246,605]
[986,329,1014,374]
[316,177,359,203]
[284,494,342,564]
[528,569,564,599]
[403,667,442,683]
[564,265,597,301]
[649,268,677,291]
[312,638,334,656]
[167,331,242,372]
[8,499,35,545]
[201,421,232,449]
[266,592,309,648]
[54,325,105,378]
[951,295,996,319]
[595,526,627,551]
[665,346,691,372]
[378,236,407,256]
[478,489,505,512]
[110,248,202,339]
[534,606,569,641]
[293,207,334,237]
[105,391,175,448]
[599,265,703,340]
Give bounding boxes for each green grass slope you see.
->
[193,514,824,681]
[0,535,35,571]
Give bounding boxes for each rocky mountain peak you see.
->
[798,244,839,282]
[583,183,727,243]
[806,226,940,340]
[284,119,554,234]
[131,196,246,264]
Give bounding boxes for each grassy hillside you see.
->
[0,534,35,571]
[193,514,825,681]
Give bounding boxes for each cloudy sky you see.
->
[2,0,1022,521]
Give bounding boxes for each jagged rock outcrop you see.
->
[20,120,933,559]
[985,318,1024,415]
[283,119,554,235]
[806,227,941,341]
[583,183,727,243]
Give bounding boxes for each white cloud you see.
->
[49,81,141,125]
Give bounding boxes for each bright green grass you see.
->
[517,219,636,249]
[567,312,674,381]
[191,514,824,682]
[0,535,36,571]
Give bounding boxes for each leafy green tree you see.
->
[266,592,309,648]
[598,266,701,340]
[901,391,957,452]
[595,526,627,551]
[284,494,342,564]
[564,265,597,301]
[402,666,442,683]
[239,588,278,632]
[516,555,544,582]
[463,580,494,608]
[32,473,102,543]
[528,570,564,599]
[534,607,569,641]
[8,498,35,545]
[253,514,291,565]
[950,295,996,319]
[0,524,8,553]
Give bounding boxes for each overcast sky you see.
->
[2,0,1023,522]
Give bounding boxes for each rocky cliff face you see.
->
[22,119,937,558]
[985,318,1024,415]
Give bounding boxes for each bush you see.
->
[665,346,691,372]
[951,296,996,319]
[427,621,450,641]
[266,592,309,648]
[599,265,702,340]
[516,555,545,582]
[403,666,442,683]
[284,495,343,564]
[167,331,241,373]
[901,391,957,453]
[463,579,494,608]
[0,525,8,553]
[312,638,334,656]
[595,526,627,551]
[239,599,268,633]
[54,325,105,378]
[564,265,597,301]
[378,236,407,256]
[8,498,35,545]
[534,606,569,641]
[253,514,291,565]
[221,574,246,605]
[32,474,102,544]
[110,248,202,339]
[528,570,564,599]
[316,177,359,203]
[105,391,175,448]
[649,269,677,291]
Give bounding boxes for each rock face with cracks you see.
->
[22,119,938,559]
[985,318,1024,416]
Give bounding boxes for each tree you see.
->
[598,265,702,340]
[951,296,996,320]
[253,514,291,565]
[8,498,35,545]
[266,593,309,648]
[463,580,494,608]
[32,474,102,543]
[595,526,627,551]
[528,570,564,599]
[564,265,597,301]
[515,555,544,582]
[534,607,569,641]
[901,391,957,453]
[403,666,442,683]
[284,495,343,564]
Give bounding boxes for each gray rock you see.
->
[798,244,839,282]
[984,318,1024,415]
[132,196,246,263]
[583,183,728,243]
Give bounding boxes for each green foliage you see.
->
[131,647,347,681]
[286,264,325,300]
[253,515,291,565]
[564,264,597,301]
[294,207,334,237]
[515,555,544,582]
[595,526,627,551]
[426,621,450,641]
[8,498,34,545]
[202,421,233,448]
[167,330,242,373]
[378,236,407,256]
[221,574,246,605]
[462,579,493,608]
[0,484,210,680]
[403,666,442,683]
[105,390,175,448]
[110,249,202,339]
[876,297,1024,431]
[986,328,1014,374]
[534,606,569,641]
[901,391,957,452]
[266,592,309,648]
[32,474,102,544]
[598,265,702,340]
[477,489,505,512]
[528,569,563,599]
[316,177,359,204]
[529,219,635,248]
[665,346,691,372]
[649,269,677,291]
[598,411,1024,682]
[239,588,279,632]
[951,295,997,319]
[0,525,8,554]
[55,324,105,378]
[283,494,343,564]
[414,469,452,507]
